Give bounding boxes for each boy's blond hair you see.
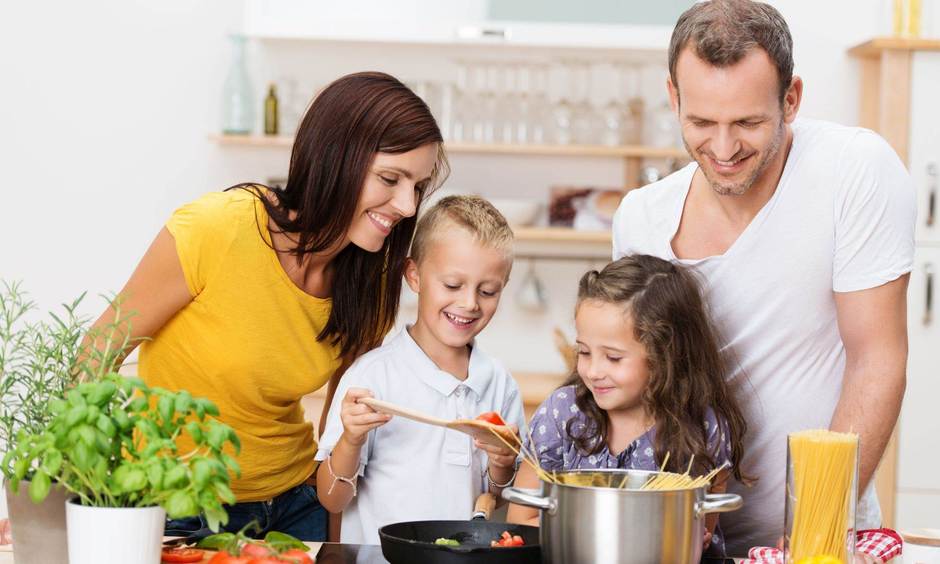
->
[411,195,514,266]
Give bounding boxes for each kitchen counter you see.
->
[0,542,748,563]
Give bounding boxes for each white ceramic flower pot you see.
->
[65,498,165,564]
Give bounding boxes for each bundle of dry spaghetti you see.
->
[486,426,725,490]
[787,429,859,562]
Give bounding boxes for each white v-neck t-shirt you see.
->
[612,118,916,554]
[315,327,526,545]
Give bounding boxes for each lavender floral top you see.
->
[525,385,735,558]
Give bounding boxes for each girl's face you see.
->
[574,299,651,414]
[346,144,438,253]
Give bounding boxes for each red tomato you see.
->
[491,530,525,547]
[161,547,205,563]
[208,551,252,564]
[476,411,506,426]
[246,558,286,564]
[240,543,272,558]
[279,549,314,564]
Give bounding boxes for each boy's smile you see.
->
[405,223,511,375]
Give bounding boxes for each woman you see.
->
[84,71,448,540]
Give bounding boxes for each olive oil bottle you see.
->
[264,83,279,136]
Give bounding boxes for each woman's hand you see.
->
[339,387,391,447]
[0,518,12,545]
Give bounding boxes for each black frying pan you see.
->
[378,494,541,564]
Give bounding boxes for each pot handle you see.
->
[695,493,743,519]
[501,487,557,515]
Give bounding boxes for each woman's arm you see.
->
[83,228,192,370]
[505,462,541,526]
[315,387,390,513]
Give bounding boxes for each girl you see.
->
[507,254,750,557]
[79,72,449,540]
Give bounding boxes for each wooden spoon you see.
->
[357,397,520,449]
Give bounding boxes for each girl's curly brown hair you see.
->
[567,254,750,483]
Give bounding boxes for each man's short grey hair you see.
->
[668,0,794,102]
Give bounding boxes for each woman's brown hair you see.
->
[568,254,749,482]
[231,71,449,361]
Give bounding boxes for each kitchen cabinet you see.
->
[242,0,679,52]
[850,37,940,529]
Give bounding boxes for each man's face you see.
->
[669,47,797,196]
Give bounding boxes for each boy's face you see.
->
[405,225,511,351]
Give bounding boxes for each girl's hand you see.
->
[474,424,519,469]
[340,388,391,447]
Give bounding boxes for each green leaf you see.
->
[64,405,89,428]
[192,459,211,489]
[128,397,149,413]
[66,390,86,408]
[164,465,188,489]
[174,391,193,415]
[112,408,131,431]
[76,424,96,447]
[157,396,174,425]
[146,464,164,490]
[28,470,51,503]
[164,490,198,519]
[264,531,308,552]
[84,405,100,425]
[48,398,68,415]
[71,442,94,472]
[185,421,203,444]
[13,458,28,481]
[196,532,237,551]
[198,399,220,417]
[207,425,226,451]
[88,381,117,406]
[113,465,148,492]
[226,428,241,455]
[41,450,63,476]
[213,482,236,505]
[220,453,241,477]
[95,414,116,438]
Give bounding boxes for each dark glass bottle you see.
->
[264,84,279,136]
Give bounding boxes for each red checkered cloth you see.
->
[740,529,903,563]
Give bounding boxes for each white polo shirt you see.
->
[315,327,526,545]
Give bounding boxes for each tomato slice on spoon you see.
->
[475,411,506,426]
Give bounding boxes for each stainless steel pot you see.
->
[502,469,742,564]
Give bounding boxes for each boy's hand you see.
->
[475,424,519,470]
[340,388,391,447]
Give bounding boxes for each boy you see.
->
[315,195,525,545]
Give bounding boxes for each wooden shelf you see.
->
[849,37,940,58]
[209,134,687,159]
[446,142,687,159]
[513,227,611,244]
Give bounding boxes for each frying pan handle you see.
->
[472,493,496,520]
[695,493,743,519]
[501,487,556,515]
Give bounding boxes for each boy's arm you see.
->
[315,386,389,513]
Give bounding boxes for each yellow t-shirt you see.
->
[139,188,341,501]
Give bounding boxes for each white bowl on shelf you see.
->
[489,198,542,227]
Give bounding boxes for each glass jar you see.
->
[221,34,255,135]
[784,430,859,564]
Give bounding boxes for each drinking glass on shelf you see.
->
[551,62,575,145]
[619,63,643,145]
[528,63,550,145]
[569,61,598,146]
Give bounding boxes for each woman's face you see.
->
[346,144,438,252]
[575,300,651,414]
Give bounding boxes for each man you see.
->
[612,0,915,554]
